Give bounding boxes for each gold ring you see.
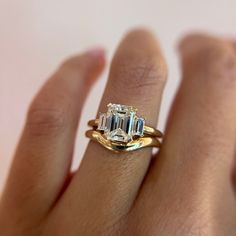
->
[85,103,162,153]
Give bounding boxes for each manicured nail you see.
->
[86,47,105,58]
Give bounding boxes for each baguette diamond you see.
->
[97,103,145,143]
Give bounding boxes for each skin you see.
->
[0,29,236,236]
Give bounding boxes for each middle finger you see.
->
[49,29,167,233]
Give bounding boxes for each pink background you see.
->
[1,0,236,192]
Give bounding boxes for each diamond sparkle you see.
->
[97,103,145,143]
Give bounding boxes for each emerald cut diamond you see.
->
[97,103,145,143]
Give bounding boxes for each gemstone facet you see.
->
[97,103,145,143]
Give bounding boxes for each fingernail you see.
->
[85,47,105,58]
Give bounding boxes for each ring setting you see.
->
[86,103,162,153]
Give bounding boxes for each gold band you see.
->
[88,119,163,138]
[86,103,163,153]
[86,130,161,153]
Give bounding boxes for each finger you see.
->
[231,40,236,49]
[0,49,105,227]
[133,34,236,234]
[49,29,167,234]
[229,40,236,192]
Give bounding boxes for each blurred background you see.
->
[0,0,236,193]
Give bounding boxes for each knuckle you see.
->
[111,54,167,96]
[203,45,236,75]
[26,103,67,137]
[188,42,236,87]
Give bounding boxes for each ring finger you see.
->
[47,29,168,234]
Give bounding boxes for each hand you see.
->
[1,29,236,236]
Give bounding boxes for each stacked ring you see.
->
[86,103,163,153]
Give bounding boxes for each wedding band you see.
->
[85,103,162,153]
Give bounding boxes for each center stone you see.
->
[97,103,145,143]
